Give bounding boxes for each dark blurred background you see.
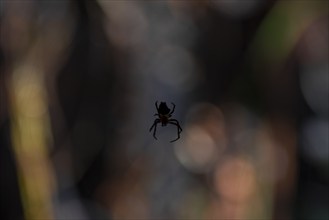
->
[0,0,328,219]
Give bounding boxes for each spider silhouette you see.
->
[149,101,182,142]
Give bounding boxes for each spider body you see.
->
[157,102,171,126]
[159,114,169,126]
[149,101,182,142]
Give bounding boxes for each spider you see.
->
[149,101,182,142]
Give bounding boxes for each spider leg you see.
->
[168,119,182,132]
[149,119,160,140]
[155,101,159,111]
[149,119,159,132]
[169,102,176,114]
[168,119,182,142]
[153,123,158,140]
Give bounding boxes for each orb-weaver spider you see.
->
[149,101,182,142]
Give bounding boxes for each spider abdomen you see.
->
[158,102,171,115]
